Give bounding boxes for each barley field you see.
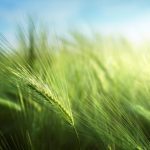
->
[0,23,150,150]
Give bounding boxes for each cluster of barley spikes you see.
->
[0,22,150,150]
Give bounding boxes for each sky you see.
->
[1,0,150,45]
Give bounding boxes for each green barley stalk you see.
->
[11,67,74,126]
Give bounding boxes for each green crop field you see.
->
[0,22,150,150]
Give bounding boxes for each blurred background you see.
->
[1,0,150,46]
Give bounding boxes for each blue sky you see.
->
[1,0,150,44]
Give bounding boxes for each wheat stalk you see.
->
[12,67,74,126]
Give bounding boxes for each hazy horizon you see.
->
[1,0,150,45]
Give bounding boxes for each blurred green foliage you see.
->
[0,22,150,150]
